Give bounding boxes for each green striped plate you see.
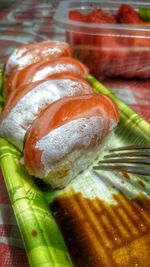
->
[0,71,150,267]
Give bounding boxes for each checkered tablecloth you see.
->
[0,1,150,266]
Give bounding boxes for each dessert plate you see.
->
[0,73,150,267]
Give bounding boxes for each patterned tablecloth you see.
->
[0,1,150,266]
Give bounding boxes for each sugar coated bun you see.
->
[4,57,89,98]
[0,74,93,151]
[4,40,72,76]
[23,94,119,188]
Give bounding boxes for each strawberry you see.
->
[68,6,150,78]
[115,4,145,24]
[69,9,116,24]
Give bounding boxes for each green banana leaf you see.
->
[0,72,150,267]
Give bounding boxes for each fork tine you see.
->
[93,144,150,176]
[108,145,150,152]
[98,157,150,165]
[104,151,150,158]
[93,165,150,176]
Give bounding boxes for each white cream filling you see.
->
[0,79,91,150]
[32,64,81,82]
[35,116,105,176]
[42,144,104,189]
[33,116,117,188]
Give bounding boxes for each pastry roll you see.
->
[4,40,72,76]
[23,94,119,188]
[4,57,89,97]
[0,74,93,151]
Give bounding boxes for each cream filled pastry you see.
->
[4,40,72,76]
[4,57,89,98]
[0,74,93,151]
[23,94,119,189]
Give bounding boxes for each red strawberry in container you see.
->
[115,4,150,25]
[68,9,117,78]
[114,4,150,78]
[66,3,150,79]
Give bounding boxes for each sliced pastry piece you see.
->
[0,74,93,151]
[4,40,72,76]
[4,57,89,97]
[23,94,119,188]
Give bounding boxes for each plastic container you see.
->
[54,0,150,79]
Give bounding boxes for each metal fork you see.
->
[93,145,150,176]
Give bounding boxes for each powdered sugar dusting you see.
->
[36,116,105,176]
[32,64,82,82]
[0,79,91,150]
[5,40,71,75]
[5,48,27,75]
